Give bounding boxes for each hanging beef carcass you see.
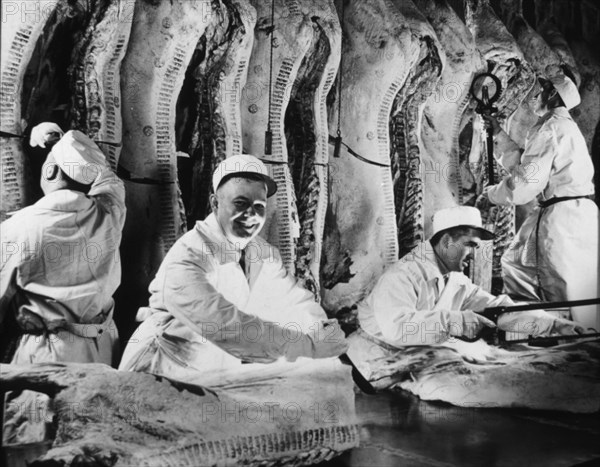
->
[67,0,132,169]
[413,0,486,221]
[463,0,536,185]
[1,361,359,466]
[490,0,564,146]
[240,0,313,275]
[1,0,59,220]
[284,0,341,298]
[119,0,217,315]
[176,0,256,226]
[321,0,442,315]
[462,0,537,293]
[388,0,443,258]
[1,1,132,221]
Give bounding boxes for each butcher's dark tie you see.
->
[239,249,247,278]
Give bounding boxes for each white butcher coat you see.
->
[355,242,556,348]
[0,161,125,365]
[487,107,599,330]
[119,214,329,383]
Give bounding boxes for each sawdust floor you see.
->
[320,390,600,467]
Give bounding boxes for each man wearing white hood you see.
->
[483,67,599,331]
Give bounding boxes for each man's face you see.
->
[530,80,555,116]
[440,230,482,273]
[211,177,268,245]
[528,82,545,116]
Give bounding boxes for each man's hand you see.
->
[29,122,64,148]
[307,319,349,358]
[459,310,496,340]
[551,318,586,336]
[481,114,501,136]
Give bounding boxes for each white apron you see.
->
[502,198,599,330]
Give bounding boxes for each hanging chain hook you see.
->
[264,0,276,156]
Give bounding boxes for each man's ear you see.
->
[209,193,218,213]
[441,232,450,249]
[42,162,61,182]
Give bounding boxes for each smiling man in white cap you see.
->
[1,123,125,443]
[344,206,583,383]
[482,65,599,331]
[119,154,348,384]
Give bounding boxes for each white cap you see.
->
[545,68,580,110]
[212,154,277,197]
[50,130,105,185]
[431,206,494,240]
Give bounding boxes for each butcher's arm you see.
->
[493,129,523,171]
[372,270,465,346]
[160,242,316,362]
[88,152,126,229]
[267,247,327,324]
[487,128,555,206]
[463,284,555,336]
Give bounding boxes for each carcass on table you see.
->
[1,360,359,466]
[347,335,600,413]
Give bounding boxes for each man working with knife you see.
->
[1,122,124,365]
[119,154,348,385]
[1,123,125,443]
[346,206,584,378]
[481,66,599,331]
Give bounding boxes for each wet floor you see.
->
[321,390,600,467]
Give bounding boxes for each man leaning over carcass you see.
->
[346,206,584,385]
[119,154,348,385]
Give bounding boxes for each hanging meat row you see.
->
[1,0,598,328]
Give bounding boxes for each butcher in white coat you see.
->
[483,67,599,331]
[1,123,125,444]
[119,154,348,385]
[346,206,584,384]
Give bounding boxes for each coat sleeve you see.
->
[371,267,465,346]
[264,247,327,327]
[159,241,313,362]
[493,129,523,171]
[462,284,554,336]
[88,156,126,230]
[487,126,556,206]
